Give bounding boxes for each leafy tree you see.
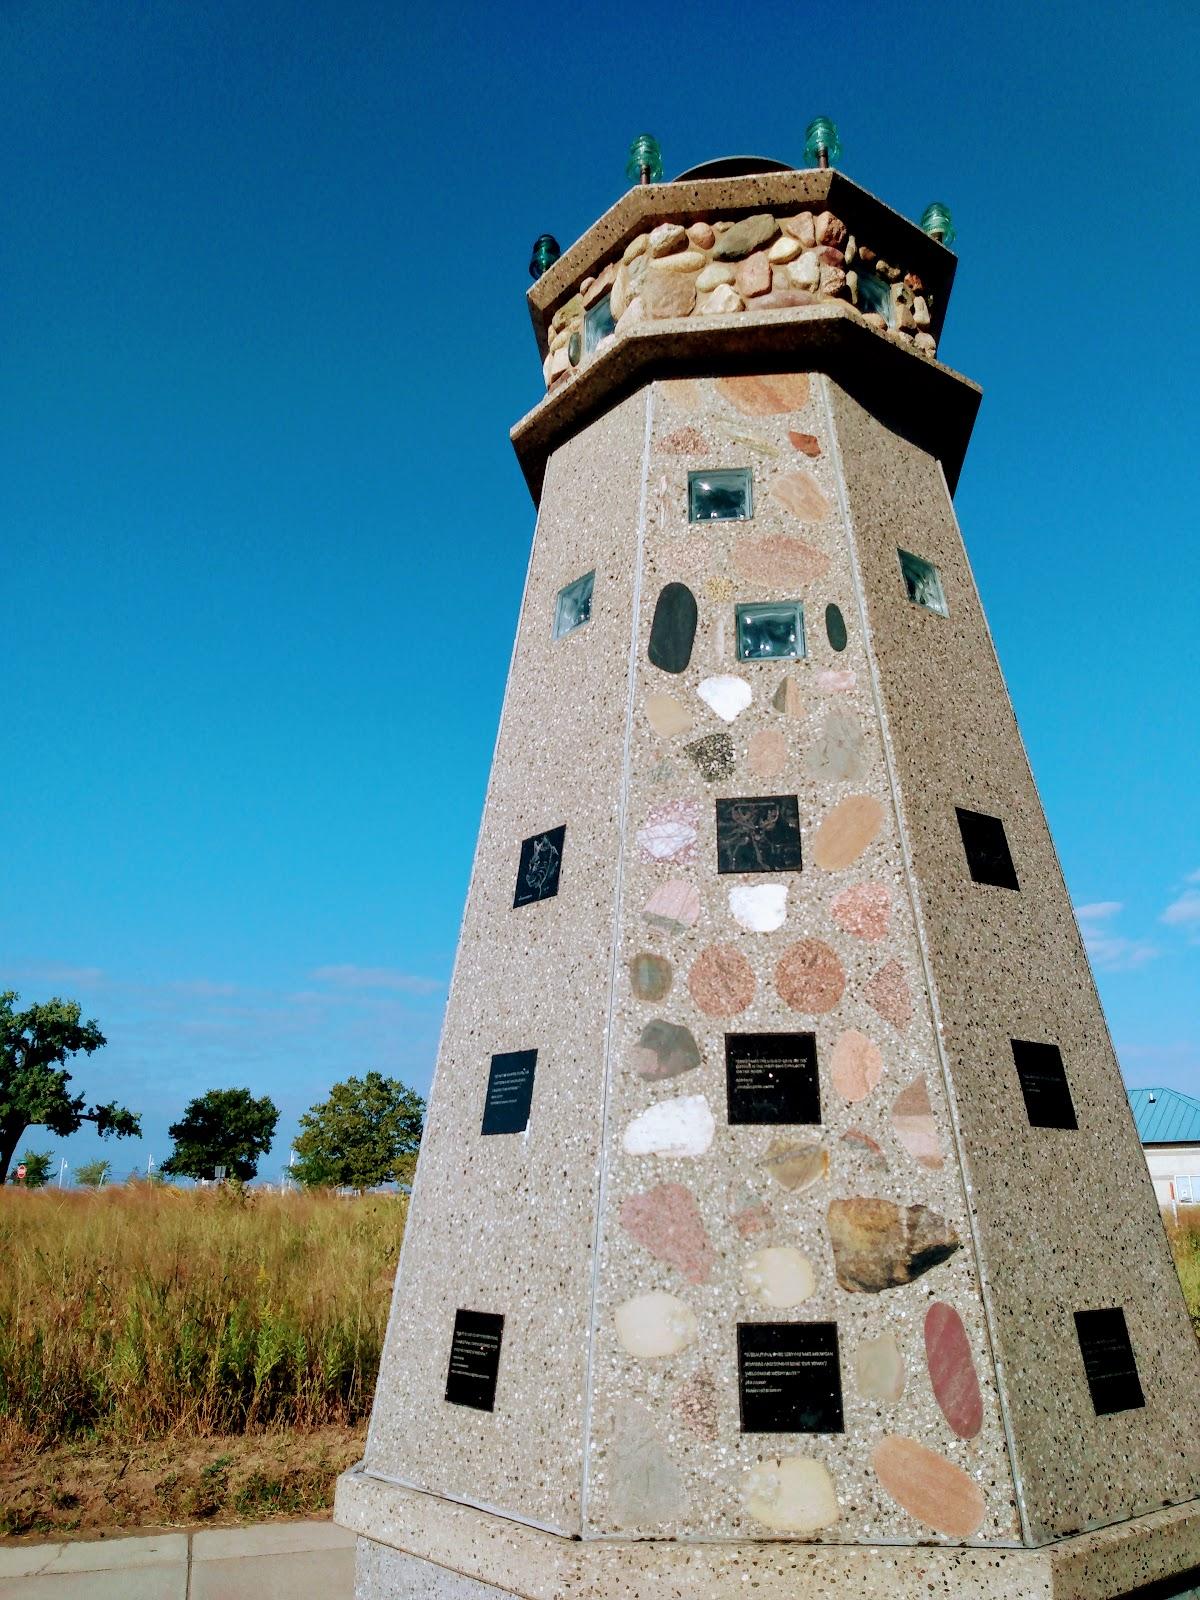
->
[10,1149,54,1187]
[75,1158,112,1188]
[292,1071,425,1192]
[160,1087,280,1182]
[0,992,140,1186]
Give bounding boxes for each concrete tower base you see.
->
[339,1468,1200,1600]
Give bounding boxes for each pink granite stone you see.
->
[748,729,787,779]
[735,250,772,299]
[657,425,709,455]
[866,958,913,1032]
[687,944,755,1017]
[733,533,830,586]
[830,1029,883,1102]
[643,880,701,933]
[830,881,891,941]
[788,430,821,457]
[620,1183,715,1284]
[775,940,845,1014]
[924,1303,984,1439]
[872,1436,985,1537]
[769,472,830,523]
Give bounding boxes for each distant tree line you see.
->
[1,990,424,1191]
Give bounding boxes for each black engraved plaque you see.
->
[716,796,803,875]
[955,806,1020,890]
[513,824,565,908]
[726,1032,821,1125]
[481,1049,537,1136]
[1011,1039,1077,1130]
[738,1322,844,1433]
[1074,1308,1144,1416]
[444,1309,505,1411]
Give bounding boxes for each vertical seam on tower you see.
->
[580,386,656,1534]
[815,375,1034,1547]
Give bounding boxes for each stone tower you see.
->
[339,159,1200,1598]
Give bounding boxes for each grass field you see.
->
[0,1183,403,1536]
[0,1184,1196,1540]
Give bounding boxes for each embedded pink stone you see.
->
[657,425,709,455]
[830,1029,883,1102]
[924,1303,984,1439]
[831,881,891,941]
[733,534,830,586]
[638,799,701,865]
[775,940,845,1014]
[816,669,857,692]
[620,1182,715,1284]
[688,944,756,1017]
[872,1435,985,1537]
[891,1076,944,1170]
[769,471,830,523]
[748,729,787,779]
[866,958,913,1032]
[643,880,701,933]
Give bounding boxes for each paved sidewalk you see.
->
[0,1519,355,1599]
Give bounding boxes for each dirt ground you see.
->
[0,1425,365,1540]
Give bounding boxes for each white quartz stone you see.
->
[623,1094,715,1157]
[614,1292,698,1358]
[729,883,789,932]
[742,1246,816,1307]
[744,1457,841,1532]
[697,675,752,723]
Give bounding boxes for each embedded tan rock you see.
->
[581,263,616,307]
[871,1435,985,1537]
[748,728,787,778]
[642,270,698,320]
[770,471,830,522]
[827,1198,961,1293]
[759,1138,829,1194]
[854,1331,906,1403]
[698,283,744,315]
[771,674,805,718]
[891,1076,943,1169]
[743,1457,840,1533]
[713,372,810,415]
[768,235,802,264]
[631,1019,703,1081]
[781,211,817,247]
[812,794,885,869]
[648,222,688,257]
[696,262,737,291]
[652,249,707,274]
[686,221,715,249]
[743,1246,816,1308]
[735,251,771,298]
[733,533,830,586]
[804,707,865,782]
[787,250,821,290]
[645,694,692,738]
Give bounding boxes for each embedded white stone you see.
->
[744,1457,840,1532]
[729,884,788,933]
[614,1292,698,1358]
[636,820,697,861]
[697,675,752,723]
[742,1246,816,1307]
[623,1094,715,1158]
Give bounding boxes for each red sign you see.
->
[15,1164,27,1183]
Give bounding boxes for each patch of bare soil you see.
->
[0,1425,365,1541]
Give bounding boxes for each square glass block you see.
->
[856,272,893,324]
[553,570,594,639]
[736,601,805,661]
[583,294,616,353]
[898,548,948,616]
[688,468,753,523]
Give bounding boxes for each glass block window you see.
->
[898,548,948,616]
[553,571,594,639]
[688,468,753,522]
[856,272,893,324]
[583,295,615,353]
[736,601,805,662]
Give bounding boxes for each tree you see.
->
[292,1071,425,1192]
[10,1149,53,1187]
[0,992,140,1186]
[75,1158,112,1188]
[160,1087,280,1182]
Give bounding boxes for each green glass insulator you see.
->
[625,134,664,184]
[920,202,956,247]
[803,116,841,167]
[528,234,561,279]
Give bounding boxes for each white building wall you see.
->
[1144,1145,1200,1210]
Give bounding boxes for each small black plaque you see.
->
[955,806,1019,890]
[716,796,803,875]
[726,1033,821,1126]
[1074,1308,1144,1416]
[1011,1039,1077,1130]
[738,1322,844,1433]
[445,1309,505,1412]
[513,825,565,908]
[481,1049,537,1136]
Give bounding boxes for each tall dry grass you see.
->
[1166,1212,1200,1339]
[0,1183,404,1448]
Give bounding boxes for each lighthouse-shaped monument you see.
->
[338,142,1200,1598]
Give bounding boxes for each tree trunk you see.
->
[0,1121,27,1186]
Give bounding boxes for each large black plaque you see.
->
[738,1322,844,1433]
[1074,1308,1144,1416]
[955,806,1020,890]
[481,1049,537,1136]
[726,1033,821,1125]
[445,1309,505,1411]
[716,796,803,875]
[1011,1039,1077,1129]
[513,825,565,908]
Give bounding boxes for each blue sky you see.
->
[2,0,1197,1181]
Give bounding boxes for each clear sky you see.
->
[2,0,1197,1182]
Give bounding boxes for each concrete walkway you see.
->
[0,1520,354,1599]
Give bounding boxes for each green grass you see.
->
[1166,1214,1200,1339]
